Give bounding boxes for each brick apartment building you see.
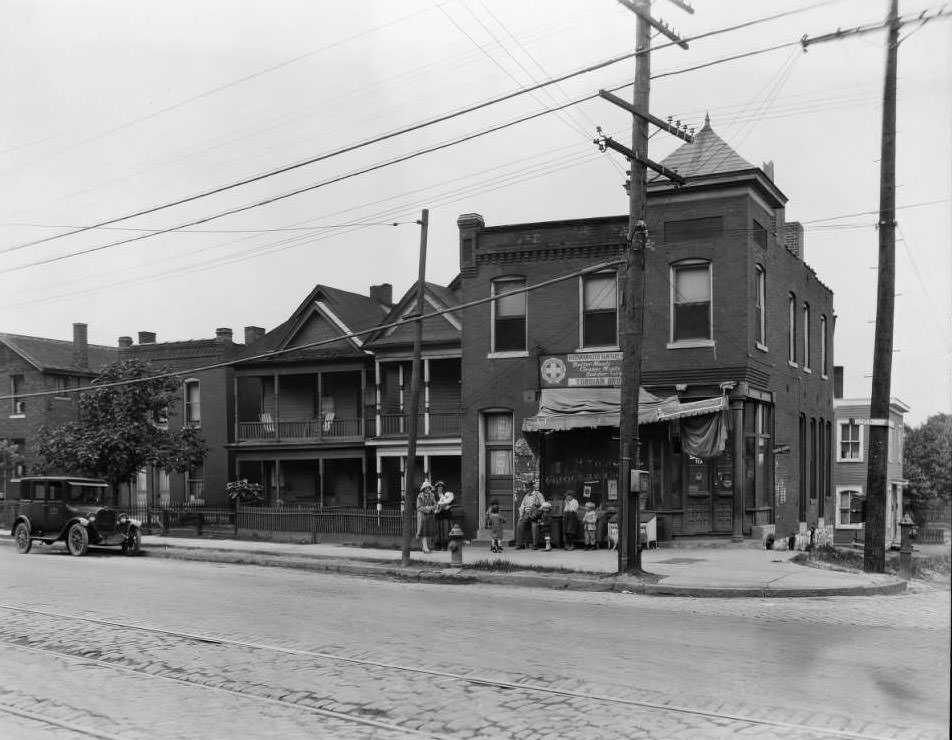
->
[455,117,835,542]
[119,328,243,508]
[0,324,117,495]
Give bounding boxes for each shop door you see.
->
[486,449,515,535]
[684,456,712,534]
[684,457,733,535]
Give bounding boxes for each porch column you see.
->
[375,454,384,513]
[318,459,324,507]
[374,361,381,438]
[274,373,280,437]
[399,455,406,513]
[423,358,431,436]
[731,399,745,542]
[317,371,323,439]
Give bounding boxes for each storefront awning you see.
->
[522,389,727,432]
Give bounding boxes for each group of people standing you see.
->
[500,481,601,552]
[415,480,455,553]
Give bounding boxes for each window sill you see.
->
[666,339,715,350]
[576,345,620,353]
[803,367,812,374]
[755,342,768,353]
[835,523,864,530]
[821,373,829,380]
[54,396,72,401]
[487,351,529,359]
[787,360,799,368]
[8,414,25,419]
[836,458,864,464]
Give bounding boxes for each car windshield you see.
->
[66,484,114,506]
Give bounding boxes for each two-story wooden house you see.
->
[227,284,392,507]
[456,117,835,542]
[363,281,463,508]
[831,366,908,547]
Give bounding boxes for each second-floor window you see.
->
[803,302,811,370]
[755,265,766,348]
[10,375,25,415]
[671,261,711,343]
[184,379,201,427]
[492,277,526,353]
[838,420,862,461]
[581,272,617,347]
[820,314,828,377]
[788,293,797,364]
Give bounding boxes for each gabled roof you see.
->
[232,284,391,364]
[364,281,462,351]
[0,332,116,374]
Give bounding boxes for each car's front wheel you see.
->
[122,527,141,556]
[14,522,32,554]
[66,523,89,556]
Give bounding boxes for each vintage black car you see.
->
[10,476,142,557]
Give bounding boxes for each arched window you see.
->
[755,265,766,348]
[788,293,797,364]
[802,302,811,371]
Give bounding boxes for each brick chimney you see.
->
[370,283,393,306]
[137,331,156,344]
[457,213,484,278]
[72,323,88,368]
[215,327,233,343]
[782,222,805,260]
[833,366,844,399]
[244,326,265,345]
[118,336,133,348]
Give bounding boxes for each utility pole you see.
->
[401,208,428,567]
[597,0,691,574]
[864,0,901,573]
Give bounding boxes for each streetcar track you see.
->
[0,603,915,740]
[3,641,451,740]
[0,701,126,740]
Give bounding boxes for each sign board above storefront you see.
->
[540,352,622,388]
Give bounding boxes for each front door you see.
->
[486,449,514,536]
[684,456,733,535]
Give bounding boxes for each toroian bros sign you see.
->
[539,352,622,388]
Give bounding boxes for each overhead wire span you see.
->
[0,258,625,402]
[0,0,849,257]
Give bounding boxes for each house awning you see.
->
[522,388,727,432]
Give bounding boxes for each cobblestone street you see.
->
[0,550,948,739]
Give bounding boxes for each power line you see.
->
[0,258,625,402]
[0,0,849,258]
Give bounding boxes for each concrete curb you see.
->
[137,542,908,597]
[1,536,909,597]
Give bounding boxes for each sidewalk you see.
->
[117,534,911,597]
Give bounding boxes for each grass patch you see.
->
[795,544,951,582]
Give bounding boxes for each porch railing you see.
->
[237,416,364,441]
[375,411,462,437]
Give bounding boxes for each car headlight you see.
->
[87,513,96,523]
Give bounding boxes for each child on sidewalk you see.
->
[537,500,553,551]
[582,501,598,550]
[485,499,506,554]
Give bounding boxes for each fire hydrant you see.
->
[899,513,915,579]
[447,523,465,566]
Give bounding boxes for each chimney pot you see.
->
[138,331,156,344]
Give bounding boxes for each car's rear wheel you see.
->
[122,527,141,556]
[14,522,32,554]
[66,523,89,556]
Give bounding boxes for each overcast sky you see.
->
[1,0,949,425]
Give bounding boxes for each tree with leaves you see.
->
[34,359,208,498]
[903,413,951,525]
